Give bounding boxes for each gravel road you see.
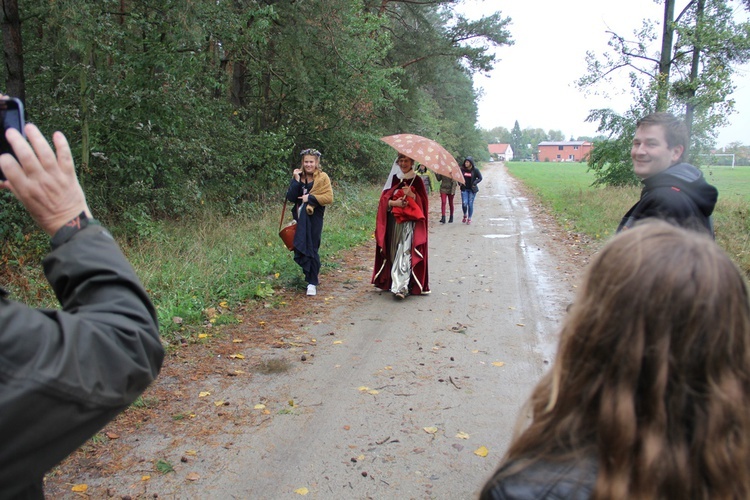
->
[47,163,578,499]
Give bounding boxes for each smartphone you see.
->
[0,97,25,181]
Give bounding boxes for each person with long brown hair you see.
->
[481,220,750,499]
[285,148,333,296]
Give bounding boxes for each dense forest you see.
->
[0,0,512,241]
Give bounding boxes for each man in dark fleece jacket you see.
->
[0,122,163,498]
[617,112,718,236]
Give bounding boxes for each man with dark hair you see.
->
[0,121,163,498]
[617,112,718,236]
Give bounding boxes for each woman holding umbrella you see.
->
[372,154,430,299]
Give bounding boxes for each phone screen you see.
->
[0,97,25,180]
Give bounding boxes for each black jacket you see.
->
[460,156,483,193]
[617,162,718,236]
[0,225,163,499]
[481,456,597,499]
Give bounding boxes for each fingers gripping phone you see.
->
[0,96,26,181]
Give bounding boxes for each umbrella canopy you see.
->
[381,134,464,184]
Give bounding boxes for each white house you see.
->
[488,143,513,161]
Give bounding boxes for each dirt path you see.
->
[45,163,583,499]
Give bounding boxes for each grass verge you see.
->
[2,182,382,340]
[505,161,750,278]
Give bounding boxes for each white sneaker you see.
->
[306,284,317,296]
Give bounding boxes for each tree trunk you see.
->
[684,0,705,161]
[79,43,93,188]
[657,0,676,111]
[230,57,246,108]
[1,0,25,102]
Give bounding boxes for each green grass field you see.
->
[504,161,750,277]
[3,183,383,340]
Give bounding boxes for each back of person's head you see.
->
[636,112,689,155]
[488,221,750,499]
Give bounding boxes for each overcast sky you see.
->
[457,0,750,146]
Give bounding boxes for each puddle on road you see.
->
[483,234,514,239]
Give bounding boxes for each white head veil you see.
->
[382,157,419,191]
[382,157,403,191]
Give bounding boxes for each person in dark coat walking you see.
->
[618,112,718,236]
[459,156,482,225]
[286,148,334,296]
[435,172,457,223]
[0,122,163,498]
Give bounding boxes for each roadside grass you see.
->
[2,182,382,340]
[505,161,750,278]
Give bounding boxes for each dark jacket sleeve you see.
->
[0,225,163,498]
[286,179,303,204]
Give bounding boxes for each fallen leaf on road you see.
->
[333,340,343,345]
[106,432,119,440]
[185,450,197,456]
[294,487,309,495]
[232,339,244,343]
[214,400,225,407]
[141,475,151,481]
[455,431,470,439]
[198,333,208,339]
[492,362,505,367]
[71,484,88,492]
[357,454,365,461]
[474,446,489,457]
[229,353,245,359]
[516,323,525,327]
[357,386,370,392]
[199,391,210,397]
[367,390,379,395]
[254,404,266,410]
[423,427,438,434]
[186,472,200,481]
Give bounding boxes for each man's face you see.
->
[631,124,684,179]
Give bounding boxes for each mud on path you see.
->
[44,164,592,499]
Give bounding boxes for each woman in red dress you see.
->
[372,154,430,299]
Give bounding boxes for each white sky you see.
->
[458,0,750,146]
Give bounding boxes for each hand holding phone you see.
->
[0,123,92,235]
[0,96,25,181]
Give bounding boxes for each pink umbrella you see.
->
[380,134,464,184]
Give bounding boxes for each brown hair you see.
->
[637,112,689,159]
[483,221,750,499]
